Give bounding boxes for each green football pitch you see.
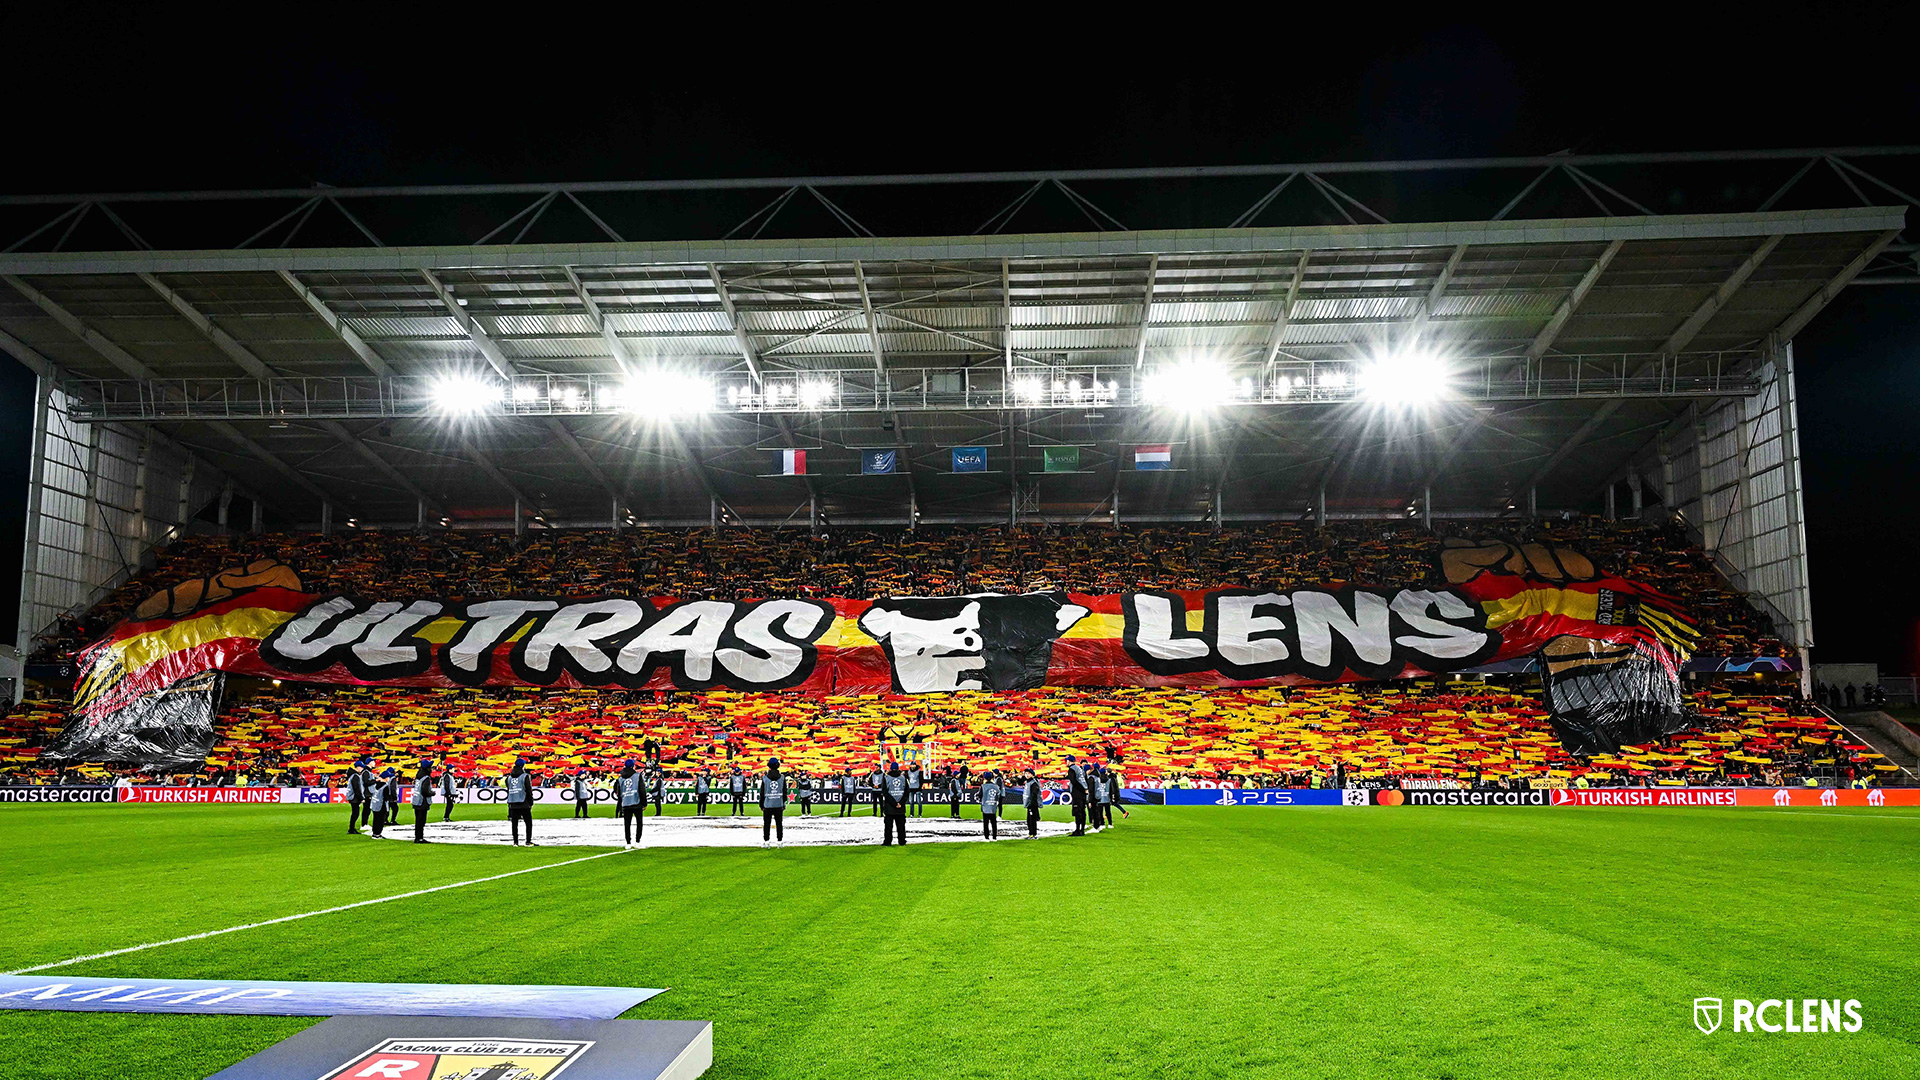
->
[2,802,1916,1079]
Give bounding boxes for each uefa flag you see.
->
[952,447,988,473]
[775,449,807,475]
[1042,446,1080,473]
[1134,444,1172,470]
[862,449,897,475]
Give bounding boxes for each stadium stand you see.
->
[0,682,1889,789]
[4,517,1855,789]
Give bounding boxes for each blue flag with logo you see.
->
[861,450,897,475]
[951,447,987,473]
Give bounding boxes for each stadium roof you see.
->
[0,152,1909,529]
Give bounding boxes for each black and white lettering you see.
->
[513,599,645,682]
[1122,586,1497,680]
[440,600,559,684]
[716,600,831,686]
[260,597,445,679]
[858,592,1089,694]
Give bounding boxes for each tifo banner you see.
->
[51,538,1702,767]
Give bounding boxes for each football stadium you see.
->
[1,136,1918,1080]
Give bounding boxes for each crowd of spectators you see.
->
[1,679,1888,789]
[5,517,1830,792]
[31,518,1785,665]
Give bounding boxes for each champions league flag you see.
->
[861,449,897,474]
[951,447,988,473]
[1134,444,1172,470]
[774,449,807,475]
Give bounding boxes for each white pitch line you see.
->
[3,848,628,977]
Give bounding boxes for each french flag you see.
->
[1134,444,1172,470]
[776,449,807,475]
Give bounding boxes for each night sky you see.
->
[0,10,1913,669]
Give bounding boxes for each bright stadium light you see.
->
[1359,347,1450,407]
[620,371,714,417]
[1142,357,1239,411]
[1013,376,1044,403]
[430,374,504,417]
[799,379,837,409]
[511,383,540,404]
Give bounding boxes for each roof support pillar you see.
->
[14,374,53,682]
[1263,252,1310,366]
[1133,254,1158,369]
[278,270,394,376]
[177,456,194,527]
[1527,239,1623,360]
[1001,258,1013,376]
[1519,233,1784,501]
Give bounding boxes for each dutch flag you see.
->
[1134,444,1172,470]
[775,449,807,475]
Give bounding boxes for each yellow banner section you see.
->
[102,607,300,675]
[1477,587,1598,630]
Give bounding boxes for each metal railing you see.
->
[60,352,1764,423]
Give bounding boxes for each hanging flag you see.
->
[775,449,807,475]
[861,449,897,475]
[1042,446,1080,473]
[1134,444,1172,470]
[951,447,988,473]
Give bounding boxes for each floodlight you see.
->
[511,384,540,404]
[1142,357,1238,411]
[621,371,714,417]
[430,375,503,416]
[1358,347,1450,406]
[799,380,836,409]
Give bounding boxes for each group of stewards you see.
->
[343,755,464,844]
[343,755,1129,849]
[1065,755,1127,836]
